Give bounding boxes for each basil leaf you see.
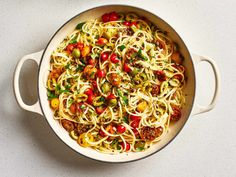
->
[76,22,85,30]
[123,116,129,124]
[136,147,144,151]
[119,45,126,51]
[76,65,84,72]
[47,90,57,100]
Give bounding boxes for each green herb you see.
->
[75,22,85,30]
[76,65,83,72]
[123,116,129,124]
[65,84,71,90]
[65,63,70,69]
[119,45,126,51]
[68,98,74,106]
[55,84,70,94]
[98,97,105,102]
[137,48,148,61]
[69,35,77,44]
[80,104,86,109]
[122,96,128,105]
[89,71,95,77]
[95,35,99,39]
[47,90,57,100]
[136,147,144,151]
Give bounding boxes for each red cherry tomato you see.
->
[97,70,106,78]
[91,80,97,88]
[97,38,108,45]
[124,63,131,72]
[102,13,110,22]
[76,42,84,51]
[132,128,139,136]
[129,114,141,121]
[86,94,95,105]
[107,93,116,100]
[99,129,107,137]
[96,106,106,115]
[84,88,93,95]
[131,120,140,128]
[130,21,137,27]
[117,125,126,133]
[88,58,95,65]
[123,21,131,26]
[66,44,75,53]
[109,12,119,21]
[110,53,119,63]
[120,142,131,151]
[70,103,77,114]
[100,52,109,61]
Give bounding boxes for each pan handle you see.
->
[13,50,44,115]
[191,54,220,115]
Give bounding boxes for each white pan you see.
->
[13,5,220,163]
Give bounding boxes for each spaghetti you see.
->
[47,11,186,153]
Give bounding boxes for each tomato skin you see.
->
[97,70,106,78]
[66,44,75,53]
[76,42,84,51]
[99,129,107,137]
[70,103,77,114]
[120,142,131,151]
[86,94,95,105]
[107,93,116,100]
[130,120,140,128]
[95,106,106,115]
[109,12,119,21]
[110,53,119,63]
[123,21,131,26]
[84,88,93,95]
[124,63,131,72]
[91,80,97,88]
[97,38,108,45]
[117,125,126,133]
[130,21,137,27]
[129,114,141,121]
[132,128,139,137]
[101,52,109,61]
[102,13,110,22]
[88,58,95,65]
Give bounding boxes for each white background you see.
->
[1,0,236,177]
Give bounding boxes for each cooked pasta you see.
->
[47,11,186,153]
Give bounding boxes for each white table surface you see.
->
[1,0,236,176]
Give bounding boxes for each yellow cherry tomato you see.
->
[137,101,148,112]
[77,133,94,147]
[50,98,59,109]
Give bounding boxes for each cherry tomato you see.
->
[109,12,119,21]
[86,94,95,105]
[131,120,140,128]
[91,80,97,88]
[123,21,131,26]
[84,88,93,95]
[76,42,84,51]
[129,114,141,121]
[120,142,131,151]
[130,21,137,27]
[95,106,106,115]
[132,128,139,137]
[99,129,107,137]
[117,125,126,134]
[88,58,95,65]
[124,63,131,72]
[110,53,119,63]
[66,44,75,53]
[70,103,77,114]
[102,13,110,22]
[97,37,108,45]
[107,93,116,100]
[101,52,109,61]
[97,70,106,78]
